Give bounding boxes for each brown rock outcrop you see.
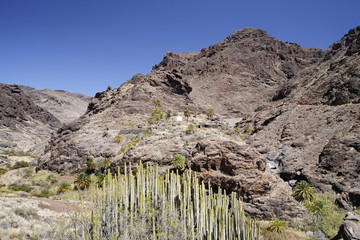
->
[332,212,360,240]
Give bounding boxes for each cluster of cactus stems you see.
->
[74,162,260,240]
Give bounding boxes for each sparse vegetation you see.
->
[205,108,215,119]
[294,193,346,238]
[129,122,135,127]
[240,133,248,140]
[0,168,8,176]
[142,129,151,137]
[31,170,57,187]
[10,161,30,170]
[292,180,316,202]
[10,184,33,192]
[114,134,124,143]
[119,147,127,154]
[152,98,162,107]
[4,151,38,159]
[186,123,196,133]
[244,126,253,134]
[14,208,39,220]
[171,154,186,169]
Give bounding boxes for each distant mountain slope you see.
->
[0,84,91,154]
[19,85,91,124]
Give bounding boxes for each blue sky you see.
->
[1,0,359,97]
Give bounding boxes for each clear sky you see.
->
[1,0,359,97]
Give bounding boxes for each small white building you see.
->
[170,116,183,122]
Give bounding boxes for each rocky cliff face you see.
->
[37,26,360,218]
[0,84,90,154]
[246,26,360,208]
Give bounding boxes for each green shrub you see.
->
[11,161,30,169]
[186,123,196,133]
[129,122,135,127]
[118,147,127,154]
[172,154,186,170]
[96,174,106,187]
[292,180,316,202]
[244,126,253,133]
[268,218,287,232]
[101,158,112,172]
[10,184,33,192]
[114,134,124,143]
[57,182,72,194]
[32,189,51,198]
[31,170,58,187]
[142,129,151,137]
[240,133,248,140]
[85,157,97,174]
[74,172,92,190]
[14,208,39,220]
[152,98,162,107]
[130,137,140,144]
[0,168,8,176]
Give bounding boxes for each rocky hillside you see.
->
[247,26,360,208]
[37,26,360,219]
[0,84,90,154]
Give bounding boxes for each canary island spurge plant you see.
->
[292,180,316,202]
[64,163,260,240]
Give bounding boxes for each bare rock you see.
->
[332,212,360,240]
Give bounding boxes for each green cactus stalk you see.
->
[68,162,260,240]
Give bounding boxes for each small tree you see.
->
[172,154,186,170]
[186,123,196,134]
[147,108,165,124]
[166,110,172,120]
[205,108,215,119]
[152,98,162,107]
[74,172,92,190]
[292,180,316,202]
[184,109,191,122]
[85,157,97,174]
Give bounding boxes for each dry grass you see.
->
[261,227,317,240]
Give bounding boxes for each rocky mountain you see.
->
[37,26,360,219]
[19,85,91,124]
[0,84,90,154]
